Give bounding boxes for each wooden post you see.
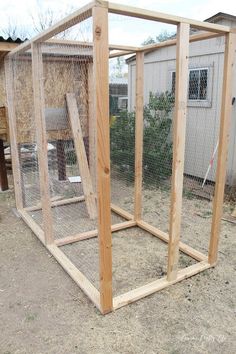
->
[56,140,66,181]
[0,139,8,191]
[93,3,113,314]
[31,43,54,245]
[209,32,236,265]
[88,62,97,191]
[134,52,144,220]
[66,93,97,219]
[4,58,24,209]
[167,23,189,281]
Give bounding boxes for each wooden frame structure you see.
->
[5,0,236,314]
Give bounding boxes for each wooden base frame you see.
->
[19,199,212,313]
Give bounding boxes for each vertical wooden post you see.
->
[209,32,236,265]
[4,58,24,209]
[167,23,189,281]
[134,52,144,221]
[93,3,113,313]
[0,139,8,191]
[31,43,54,245]
[88,62,97,192]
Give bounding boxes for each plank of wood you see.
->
[66,93,97,219]
[139,31,223,54]
[31,43,54,245]
[56,140,67,181]
[24,195,85,212]
[108,2,230,34]
[93,4,113,314]
[111,203,134,221]
[109,50,136,59]
[4,58,24,209]
[209,32,236,265]
[18,209,101,312]
[8,1,95,57]
[113,261,210,310]
[134,52,144,221]
[137,220,207,262]
[0,139,9,191]
[167,23,190,281]
[55,220,136,246]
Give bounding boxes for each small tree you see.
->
[110,91,174,184]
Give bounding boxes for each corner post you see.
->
[134,52,144,221]
[167,22,189,281]
[92,2,113,313]
[31,42,54,245]
[4,57,24,209]
[209,32,236,265]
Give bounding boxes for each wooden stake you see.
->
[66,93,97,219]
[134,52,144,221]
[4,58,24,209]
[209,32,236,265]
[56,140,66,181]
[31,43,54,245]
[167,23,189,281]
[93,3,113,314]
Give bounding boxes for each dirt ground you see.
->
[0,187,236,354]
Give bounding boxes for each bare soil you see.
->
[0,187,236,354]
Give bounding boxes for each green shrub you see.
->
[110,91,174,185]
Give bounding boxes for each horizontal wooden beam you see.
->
[137,220,207,262]
[111,203,134,221]
[109,50,136,58]
[139,31,224,54]
[24,195,85,212]
[55,220,136,246]
[113,261,210,310]
[18,209,101,311]
[0,42,18,52]
[108,2,230,33]
[8,1,95,57]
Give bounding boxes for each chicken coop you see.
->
[5,0,236,314]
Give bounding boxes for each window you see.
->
[171,68,208,101]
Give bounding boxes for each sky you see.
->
[0,0,236,45]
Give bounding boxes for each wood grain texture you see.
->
[209,32,236,265]
[167,23,190,281]
[31,43,54,245]
[4,58,24,209]
[93,4,113,314]
[66,93,97,219]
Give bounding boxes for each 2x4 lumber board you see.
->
[139,31,223,54]
[24,196,85,212]
[88,63,97,191]
[109,50,136,59]
[66,93,97,220]
[4,58,24,209]
[209,32,236,265]
[107,2,230,34]
[47,244,101,311]
[0,42,18,52]
[8,2,95,57]
[18,209,101,311]
[167,23,190,282]
[113,261,211,310]
[18,209,45,244]
[31,43,54,245]
[111,203,134,221]
[55,220,136,247]
[93,4,113,314]
[134,52,144,221]
[137,220,207,262]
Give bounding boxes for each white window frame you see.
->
[170,64,214,108]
